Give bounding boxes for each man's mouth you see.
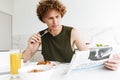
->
[53,25,58,27]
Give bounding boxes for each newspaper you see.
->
[66,46,113,75]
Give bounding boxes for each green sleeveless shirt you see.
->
[39,25,74,62]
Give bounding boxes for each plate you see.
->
[18,65,53,80]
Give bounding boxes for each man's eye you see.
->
[56,16,59,18]
[48,17,52,19]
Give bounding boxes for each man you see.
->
[22,0,120,70]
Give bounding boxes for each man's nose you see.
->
[53,18,57,24]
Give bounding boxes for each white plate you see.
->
[18,65,54,80]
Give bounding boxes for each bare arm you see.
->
[22,33,41,62]
[71,28,89,51]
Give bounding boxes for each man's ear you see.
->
[42,17,46,23]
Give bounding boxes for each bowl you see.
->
[18,65,53,80]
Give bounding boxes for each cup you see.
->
[10,49,22,79]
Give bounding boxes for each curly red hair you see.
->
[36,0,66,22]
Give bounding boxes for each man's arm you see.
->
[71,28,89,51]
[22,33,41,62]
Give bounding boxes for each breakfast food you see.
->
[28,69,44,73]
[37,61,51,65]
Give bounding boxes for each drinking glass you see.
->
[10,49,22,79]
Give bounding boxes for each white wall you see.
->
[0,0,13,50]
[61,0,120,45]
[0,12,12,50]
[62,0,120,27]
[13,0,120,50]
[0,0,14,15]
[13,0,43,35]
[13,0,41,49]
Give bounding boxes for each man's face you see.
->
[43,9,62,31]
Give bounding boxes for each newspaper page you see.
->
[66,46,113,75]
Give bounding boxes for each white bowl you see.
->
[18,65,53,80]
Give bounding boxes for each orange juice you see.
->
[10,53,22,74]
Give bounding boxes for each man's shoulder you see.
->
[63,25,74,31]
[63,25,73,28]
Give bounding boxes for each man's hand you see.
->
[22,33,41,62]
[27,33,41,51]
[104,54,120,70]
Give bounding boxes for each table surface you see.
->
[0,62,120,80]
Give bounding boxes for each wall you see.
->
[0,0,13,15]
[12,0,40,50]
[13,0,120,50]
[0,11,12,50]
[0,0,13,50]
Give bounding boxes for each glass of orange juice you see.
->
[10,49,22,79]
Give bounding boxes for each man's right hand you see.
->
[22,33,41,62]
[27,33,41,52]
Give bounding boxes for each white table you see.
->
[49,63,120,80]
[0,62,120,80]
